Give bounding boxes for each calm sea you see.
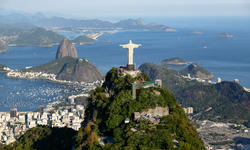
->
[0,17,249,111]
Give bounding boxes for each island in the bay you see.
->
[217,33,233,38]
[162,57,192,66]
[189,30,203,34]
[6,38,103,83]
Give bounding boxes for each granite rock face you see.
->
[25,57,103,83]
[56,39,78,59]
[55,57,103,82]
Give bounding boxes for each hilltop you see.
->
[56,38,78,59]
[139,61,250,123]
[72,35,96,45]
[74,68,205,149]
[5,38,104,83]
[162,57,190,66]
[1,67,205,149]
[8,27,64,47]
[24,56,103,83]
[180,63,214,80]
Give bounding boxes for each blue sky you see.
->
[0,0,250,18]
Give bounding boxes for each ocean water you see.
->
[0,17,250,111]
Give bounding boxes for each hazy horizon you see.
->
[0,0,250,19]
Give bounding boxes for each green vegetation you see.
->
[0,64,7,72]
[1,67,205,149]
[24,56,103,82]
[139,62,250,123]
[72,35,96,44]
[243,120,250,128]
[162,57,188,65]
[179,63,214,79]
[75,68,205,149]
[24,56,82,74]
[1,126,77,150]
[0,26,64,47]
[9,28,64,47]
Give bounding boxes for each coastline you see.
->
[0,48,8,54]
[5,69,103,87]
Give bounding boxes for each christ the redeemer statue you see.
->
[120,40,141,70]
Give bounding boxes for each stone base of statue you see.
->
[127,64,136,71]
[118,66,141,78]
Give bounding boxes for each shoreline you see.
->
[0,48,8,54]
[5,69,103,87]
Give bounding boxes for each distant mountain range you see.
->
[0,13,176,31]
[0,12,176,53]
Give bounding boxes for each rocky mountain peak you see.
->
[56,38,78,59]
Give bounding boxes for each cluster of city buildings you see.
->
[196,120,250,150]
[7,70,57,81]
[0,100,85,145]
[6,69,103,86]
[181,73,215,84]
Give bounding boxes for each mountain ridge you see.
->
[139,61,250,123]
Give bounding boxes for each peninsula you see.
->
[6,38,103,83]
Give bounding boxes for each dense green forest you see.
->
[1,126,77,150]
[75,68,205,149]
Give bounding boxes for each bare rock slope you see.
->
[56,38,78,59]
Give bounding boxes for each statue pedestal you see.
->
[127,64,136,70]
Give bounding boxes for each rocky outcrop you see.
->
[55,57,103,82]
[25,57,103,83]
[181,64,214,80]
[56,39,78,59]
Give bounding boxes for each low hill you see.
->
[75,68,205,149]
[24,56,103,82]
[72,35,96,45]
[180,63,214,79]
[9,27,64,47]
[1,126,77,150]
[139,62,250,123]
[1,67,205,149]
[162,57,189,65]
